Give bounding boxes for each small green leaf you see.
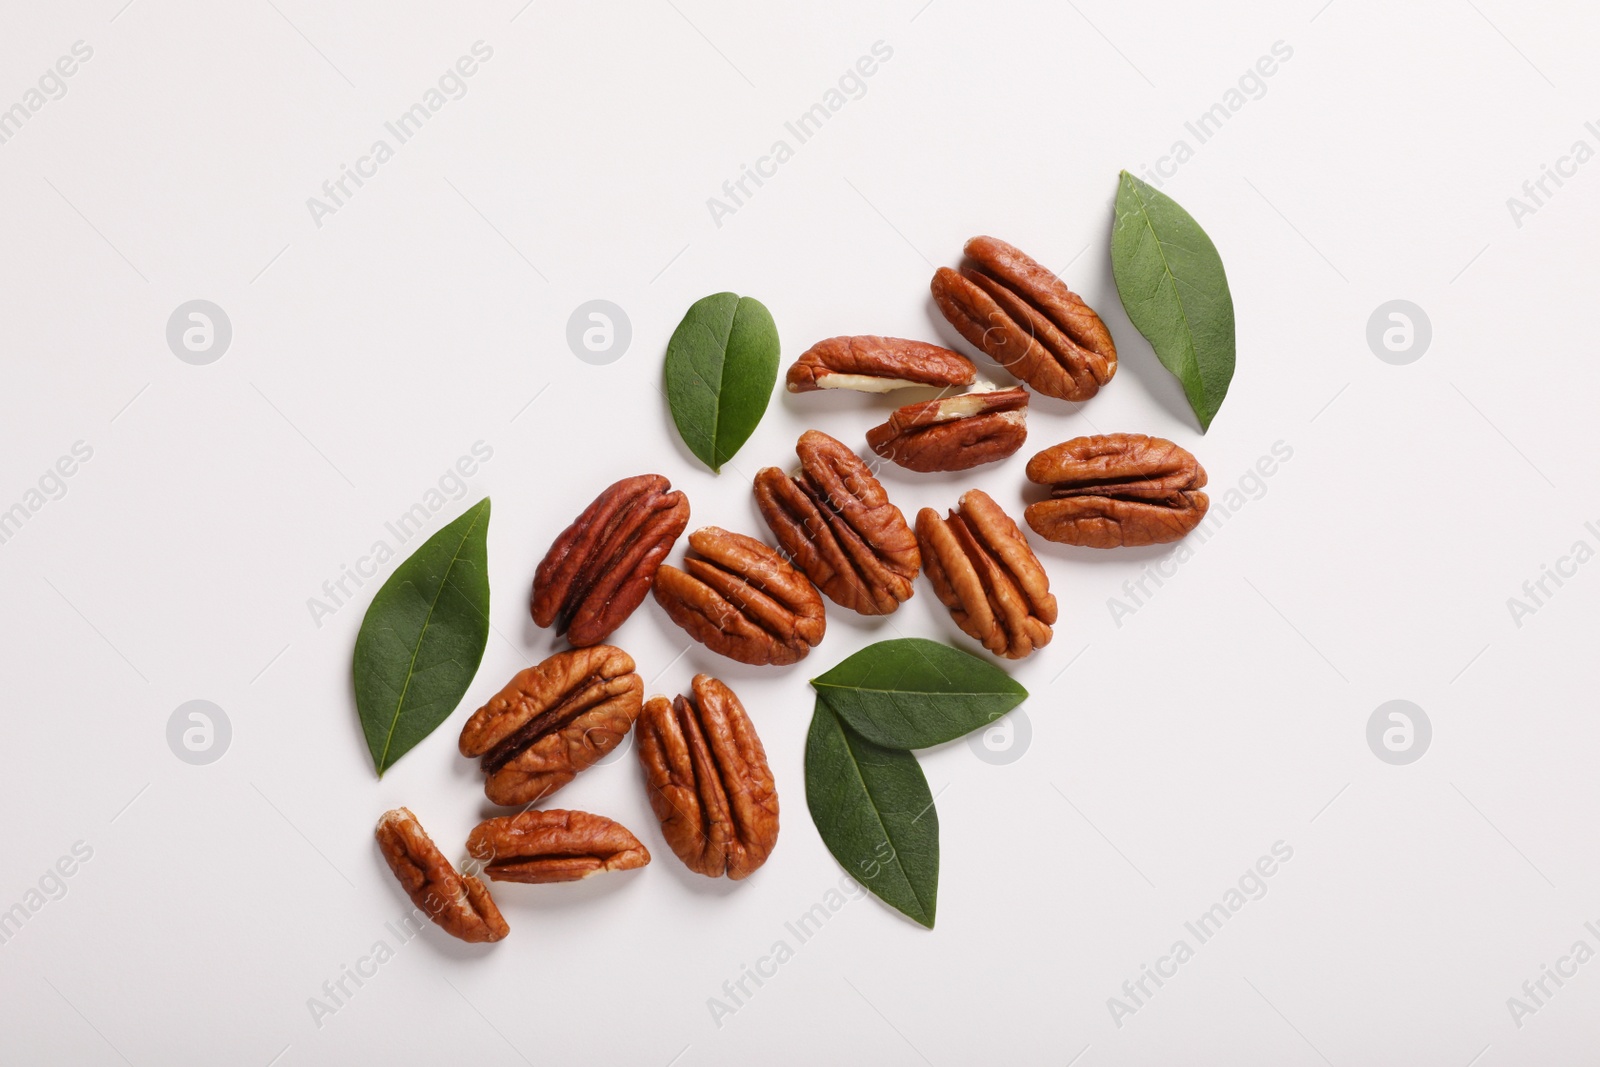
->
[664,292,780,472]
[1111,170,1236,432]
[810,638,1028,750]
[353,498,491,777]
[805,701,938,928]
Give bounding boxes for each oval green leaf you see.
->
[810,638,1028,750]
[664,292,779,472]
[1111,170,1236,432]
[805,701,938,928]
[353,497,491,777]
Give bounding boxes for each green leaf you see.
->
[805,701,939,928]
[810,638,1028,750]
[1111,170,1236,432]
[353,498,491,777]
[664,292,780,472]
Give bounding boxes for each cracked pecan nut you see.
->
[866,387,1029,473]
[458,646,643,806]
[637,675,778,880]
[466,810,650,884]
[1025,434,1209,548]
[917,490,1056,659]
[652,527,826,666]
[375,808,509,943]
[531,474,689,647]
[931,236,1117,402]
[754,430,921,615]
[785,336,976,393]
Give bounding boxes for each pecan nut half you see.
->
[1025,434,1209,548]
[917,490,1056,659]
[458,646,643,806]
[754,430,921,615]
[637,675,778,879]
[931,236,1116,402]
[786,336,976,393]
[466,810,650,884]
[866,387,1029,473]
[652,527,826,666]
[375,808,509,943]
[531,474,689,647]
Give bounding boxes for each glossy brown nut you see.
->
[865,387,1029,473]
[466,810,650,884]
[754,430,920,615]
[636,675,777,879]
[458,646,643,806]
[375,808,509,943]
[917,490,1056,659]
[1024,433,1209,548]
[785,336,976,393]
[931,236,1116,402]
[652,527,826,666]
[531,474,689,647]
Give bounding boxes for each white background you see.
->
[2,1,1597,1064]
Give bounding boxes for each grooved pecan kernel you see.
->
[785,336,976,393]
[636,675,777,880]
[753,430,920,615]
[531,474,689,647]
[917,490,1056,659]
[1024,433,1209,548]
[931,236,1116,402]
[375,808,509,943]
[866,387,1029,473]
[652,527,826,666]
[466,810,650,884]
[458,646,643,806]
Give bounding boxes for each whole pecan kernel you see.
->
[917,490,1056,659]
[458,646,643,806]
[1024,433,1209,548]
[636,675,778,880]
[375,808,509,943]
[786,336,976,393]
[865,387,1029,473]
[652,527,826,666]
[531,474,689,647]
[466,810,650,884]
[753,430,920,615]
[931,236,1116,402]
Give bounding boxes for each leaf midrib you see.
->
[835,715,933,924]
[1124,176,1204,392]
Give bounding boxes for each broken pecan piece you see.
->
[866,387,1029,473]
[652,527,826,666]
[754,430,920,615]
[786,336,975,393]
[1025,434,1209,548]
[637,675,778,879]
[917,490,1056,659]
[466,810,650,884]
[375,808,509,943]
[458,646,643,806]
[531,474,689,647]
[931,236,1116,402]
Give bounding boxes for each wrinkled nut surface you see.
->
[786,336,976,394]
[866,387,1029,473]
[754,430,920,615]
[531,474,689,647]
[652,527,826,666]
[931,236,1116,402]
[466,809,650,884]
[917,490,1056,659]
[458,646,643,806]
[375,808,509,943]
[637,675,778,879]
[1025,433,1209,548]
